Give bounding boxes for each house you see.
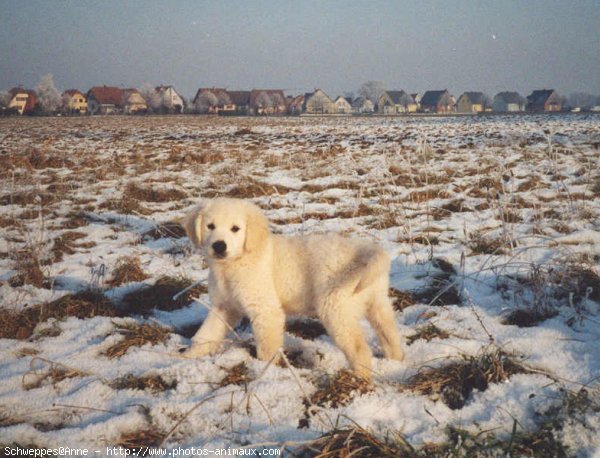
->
[249,89,286,115]
[62,89,87,114]
[87,86,124,114]
[226,91,251,114]
[420,90,455,113]
[303,89,335,114]
[378,90,417,114]
[526,89,562,112]
[155,85,184,113]
[456,92,489,113]
[334,96,352,114]
[351,96,374,114]
[122,89,148,114]
[492,92,526,112]
[192,88,231,114]
[8,88,37,115]
[287,95,305,115]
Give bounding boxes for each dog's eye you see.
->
[231,225,240,233]
[207,223,215,230]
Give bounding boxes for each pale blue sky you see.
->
[1,0,599,99]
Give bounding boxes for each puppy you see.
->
[181,198,403,379]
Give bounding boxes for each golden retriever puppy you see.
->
[181,197,403,379]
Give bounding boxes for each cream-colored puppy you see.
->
[182,198,403,379]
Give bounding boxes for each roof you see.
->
[63,89,84,97]
[460,92,487,105]
[334,96,351,105]
[193,88,229,104]
[384,90,414,105]
[527,89,556,105]
[494,91,525,104]
[87,86,124,106]
[227,91,251,106]
[420,90,450,106]
[249,89,286,107]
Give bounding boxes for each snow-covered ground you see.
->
[1,114,599,456]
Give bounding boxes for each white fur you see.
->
[181,198,403,379]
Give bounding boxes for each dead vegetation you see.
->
[300,370,372,428]
[124,182,187,203]
[217,362,251,388]
[121,276,207,314]
[286,319,327,340]
[110,373,177,392]
[107,255,149,287]
[403,348,531,409]
[389,288,415,311]
[0,290,118,340]
[22,357,89,391]
[103,322,170,359]
[117,429,166,454]
[142,221,186,240]
[406,323,451,345]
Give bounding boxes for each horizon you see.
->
[1,1,599,100]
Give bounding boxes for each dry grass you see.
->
[142,221,186,240]
[300,370,372,428]
[110,373,177,392]
[0,290,118,340]
[22,357,89,390]
[502,308,558,327]
[124,182,187,203]
[389,287,415,311]
[121,276,207,315]
[107,255,149,287]
[406,323,451,345]
[51,231,95,262]
[117,429,165,454]
[217,362,251,388]
[404,348,530,409]
[103,322,170,359]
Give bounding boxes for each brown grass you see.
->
[406,323,451,345]
[389,287,415,311]
[110,373,177,392]
[300,370,372,428]
[51,231,93,262]
[117,429,166,454]
[404,348,530,409]
[121,276,207,315]
[218,362,251,388]
[107,256,149,287]
[103,322,170,359]
[143,222,186,240]
[124,182,187,203]
[22,357,89,390]
[502,308,558,327]
[0,290,118,340]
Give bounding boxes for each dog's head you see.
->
[182,198,269,262]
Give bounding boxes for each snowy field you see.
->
[1,114,599,456]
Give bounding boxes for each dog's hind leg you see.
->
[184,305,242,358]
[366,281,404,362]
[319,295,373,380]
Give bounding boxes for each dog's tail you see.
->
[351,246,391,295]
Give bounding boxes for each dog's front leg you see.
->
[245,298,285,364]
[184,305,242,358]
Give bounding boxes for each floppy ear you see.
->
[244,203,270,253]
[180,202,205,248]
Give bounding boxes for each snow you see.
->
[0,114,599,456]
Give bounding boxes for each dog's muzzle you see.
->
[211,240,227,258]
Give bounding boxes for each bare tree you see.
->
[139,83,162,112]
[568,92,598,110]
[35,74,61,114]
[270,92,285,112]
[0,90,10,108]
[358,81,386,106]
[255,91,273,114]
[194,91,219,114]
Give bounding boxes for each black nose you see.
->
[212,240,227,255]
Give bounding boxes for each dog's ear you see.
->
[180,202,205,248]
[244,203,269,254]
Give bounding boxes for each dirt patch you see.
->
[103,322,171,359]
[412,259,461,306]
[286,319,327,340]
[107,256,149,287]
[502,308,558,327]
[110,373,177,392]
[404,349,530,409]
[0,290,119,340]
[121,276,207,315]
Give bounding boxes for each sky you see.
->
[1,0,599,100]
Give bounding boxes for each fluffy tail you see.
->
[352,247,391,294]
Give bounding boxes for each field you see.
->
[1,114,599,456]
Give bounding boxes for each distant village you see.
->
[2,79,600,116]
